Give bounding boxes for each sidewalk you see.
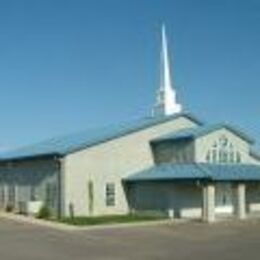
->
[0,212,183,232]
[0,212,77,231]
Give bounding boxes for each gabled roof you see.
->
[151,123,254,144]
[0,112,202,161]
[124,163,260,182]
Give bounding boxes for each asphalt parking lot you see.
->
[1,218,260,260]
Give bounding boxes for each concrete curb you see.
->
[0,212,77,231]
[0,212,186,232]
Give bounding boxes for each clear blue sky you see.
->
[0,0,259,150]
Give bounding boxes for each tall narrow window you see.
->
[46,183,57,208]
[106,183,115,207]
[206,151,211,163]
[30,185,36,201]
[230,150,234,163]
[236,152,241,163]
[0,185,5,208]
[8,184,16,207]
[212,149,217,163]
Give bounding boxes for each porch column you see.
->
[202,183,215,223]
[234,183,246,220]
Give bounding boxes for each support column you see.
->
[202,184,215,223]
[234,183,246,220]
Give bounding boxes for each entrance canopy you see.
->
[124,164,260,182]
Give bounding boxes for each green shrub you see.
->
[58,213,166,226]
[6,204,14,212]
[37,205,51,219]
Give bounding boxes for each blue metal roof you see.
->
[151,123,254,144]
[198,164,260,181]
[124,163,260,182]
[124,164,207,181]
[250,148,260,160]
[0,112,202,161]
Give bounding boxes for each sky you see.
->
[0,0,259,150]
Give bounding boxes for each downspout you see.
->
[55,155,65,218]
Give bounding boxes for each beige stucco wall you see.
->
[62,116,199,216]
[195,128,251,163]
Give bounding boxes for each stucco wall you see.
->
[0,158,59,214]
[63,116,199,216]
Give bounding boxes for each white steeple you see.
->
[152,24,182,117]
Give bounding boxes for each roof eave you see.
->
[150,136,194,144]
[62,112,204,156]
[195,124,255,144]
[123,177,207,183]
[0,153,62,163]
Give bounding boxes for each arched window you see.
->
[205,135,242,164]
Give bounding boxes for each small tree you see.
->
[37,204,51,219]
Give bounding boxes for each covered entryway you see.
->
[124,163,260,223]
[126,180,203,219]
[202,182,246,222]
[215,183,233,215]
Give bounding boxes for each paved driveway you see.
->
[1,218,260,260]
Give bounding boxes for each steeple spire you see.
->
[152,24,182,117]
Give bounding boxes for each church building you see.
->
[0,26,259,222]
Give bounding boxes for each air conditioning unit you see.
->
[18,201,43,216]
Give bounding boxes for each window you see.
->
[8,185,16,206]
[106,183,115,207]
[212,149,217,163]
[236,152,241,163]
[46,183,57,208]
[206,151,211,162]
[222,150,228,163]
[230,150,234,163]
[0,185,5,207]
[30,186,37,201]
[205,135,242,164]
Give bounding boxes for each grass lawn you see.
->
[56,214,166,226]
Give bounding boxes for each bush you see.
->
[37,205,51,219]
[6,204,14,212]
